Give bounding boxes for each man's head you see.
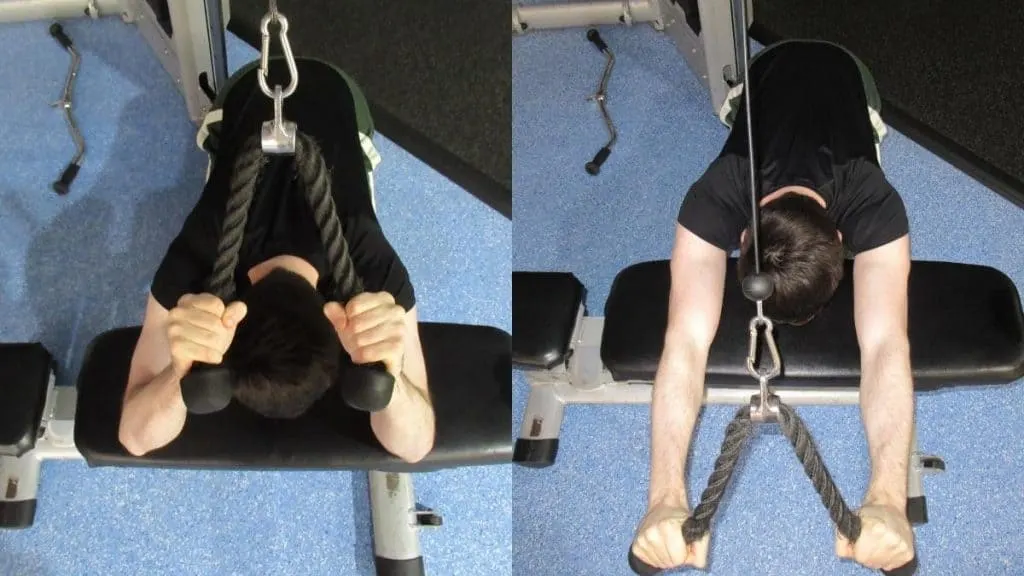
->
[737,191,845,325]
[226,261,341,419]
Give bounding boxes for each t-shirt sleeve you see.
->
[150,193,222,311]
[836,161,910,255]
[343,213,416,311]
[677,156,749,252]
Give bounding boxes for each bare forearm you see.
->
[859,338,914,510]
[371,372,435,463]
[649,344,708,509]
[119,365,188,456]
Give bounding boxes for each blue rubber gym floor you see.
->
[512,24,1024,576]
[0,17,510,576]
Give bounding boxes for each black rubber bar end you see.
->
[52,163,79,195]
[586,28,609,52]
[49,23,73,49]
[586,146,612,175]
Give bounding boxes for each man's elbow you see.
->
[117,400,163,457]
[118,422,152,457]
[861,332,910,362]
[397,429,436,464]
[658,327,711,379]
[380,423,435,464]
[860,333,912,381]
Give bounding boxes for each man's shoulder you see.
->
[836,158,898,200]
[678,155,749,252]
[834,159,909,255]
[690,154,745,197]
[150,199,220,311]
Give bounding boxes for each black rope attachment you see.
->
[181,130,396,415]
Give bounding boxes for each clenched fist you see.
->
[167,293,247,378]
[324,292,406,376]
[836,503,915,571]
[632,502,710,571]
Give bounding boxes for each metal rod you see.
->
[59,44,84,165]
[594,50,617,149]
[203,0,229,97]
[733,0,761,275]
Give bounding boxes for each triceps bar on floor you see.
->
[512,0,753,114]
[0,0,232,125]
[512,260,1024,525]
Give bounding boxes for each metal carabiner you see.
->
[258,4,299,154]
[746,313,782,422]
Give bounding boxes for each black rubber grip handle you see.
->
[179,362,233,415]
[52,163,79,195]
[586,146,612,175]
[49,23,72,49]
[586,28,608,52]
[340,361,396,412]
[848,514,919,576]
[882,556,918,576]
[627,550,662,575]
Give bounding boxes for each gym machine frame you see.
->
[512,0,754,114]
[0,2,441,573]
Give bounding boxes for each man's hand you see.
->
[324,292,406,376]
[632,501,710,571]
[836,503,914,571]
[167,293,247,378]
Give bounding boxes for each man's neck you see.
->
[762,185,827,208]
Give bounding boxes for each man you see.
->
[117,59,435,464]
[631,40,915,571]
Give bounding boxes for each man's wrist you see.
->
[649,487,688,510]
[864,482,907,512]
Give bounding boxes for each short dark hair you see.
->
[737,193,845,325]
[226,268,341,419]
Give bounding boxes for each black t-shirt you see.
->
[677,41,909,255]
[151,59,415,311]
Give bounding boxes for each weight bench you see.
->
[1,323,511,576]
[512,259,1024,524]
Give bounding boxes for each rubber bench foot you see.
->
[513,438,559,468]
[0,499,37,529]
[906,496,928,525]
[374,556,425,576]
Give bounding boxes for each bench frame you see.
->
[0,372,440,576]
[515,300,944,525]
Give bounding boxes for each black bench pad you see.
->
[74,323,511,472]
[0,343,53,458]
[602,260,1024,389]
[512,272,585,370]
